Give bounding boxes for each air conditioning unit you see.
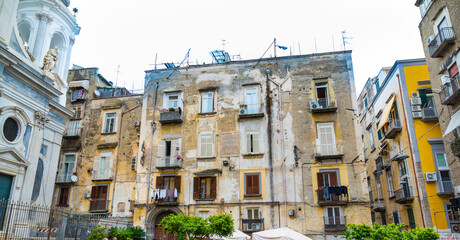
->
[425,172,438,182]
[411,106,421,112]
[452,223,460,233]
[410,98,422,105]
[442,74,452,85]
[412,112,423,118]
[131,164,136,170]
[288,210,295,216]
[239,105,247,114]
[133,121,140,127]
[411,92,420,98]
[427,35,435,45]
[84,192,91,198]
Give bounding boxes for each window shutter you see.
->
[170,139,178,157]
[209,135,214,157]
[101,185,108,200]
[246,134,251,153]
[317,172,324,188]
[254,174,260,195]
[328,172,338,186]
[93,156,101,178]
[157,140,166,158]
[58,158,65,176]
[193,177,200,199]
[210,177,217,199]
[90,186,97,199]
[200,136,206,157]
[156,176,163,189]
[63,187,69,205]
[174,176,181,192]
[245,174,252,195]
[106,155,113,179]
[253,134,259,153]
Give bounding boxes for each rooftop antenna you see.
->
[221,39,227,50]
[115,65,120,87]
[314,38,318,53]
[298,42,301,55]
[154,53,158,70]
[166,48,191,79]
[342,30,353,50]
[332,35,335,51]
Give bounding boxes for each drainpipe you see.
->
[145,82,159,229]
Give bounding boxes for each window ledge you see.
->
[70,117,82,121]
[242,153,264,159]
[244,194,262,198]
[195,199,215,202]
[197,156,216,160]
[101,132,117,135]
[198,112,217,116]
[92,178,113,182]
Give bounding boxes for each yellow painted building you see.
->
[358,59,453,232]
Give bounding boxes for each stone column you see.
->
[32,12,53,63]
[0,0,19,45]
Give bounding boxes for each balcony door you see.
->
[315,82,329,108]
[317,171,339,201]
[438,17,448,41]
[317,123,336,155]
[90,185,108,211]
[245,88,258,114]
[325,207,343,226]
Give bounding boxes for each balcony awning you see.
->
[68,80,89,90]
[443,111,460,137]
[377,94,396,130]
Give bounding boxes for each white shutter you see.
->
[93,156,101,179]
[209,135,214,157]
[157,140,166,158]
[253,133,259,153]
[317,123,335,155]
[170,139,178,165]
[246,133,251,153]
[106,154,113,179]
[58,158,65,181]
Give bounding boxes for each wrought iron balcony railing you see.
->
[428,27,456,58]
[395,186,414,204]
[440,79,460,105]
[242,218,264,232]
[156,156,181,169]
[314,144,344,160]
[159,108,183,124]
[384,119,402,139]
[310,97,337,113]
[324,216,347,231]
[437,180,454,197]
[89,199,109,212]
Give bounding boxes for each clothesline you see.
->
[151,188,178,201]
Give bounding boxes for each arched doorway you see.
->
[147,207,182,240]
[154,210,176,240]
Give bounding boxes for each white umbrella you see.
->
[252,227,312,240]
[213,229,250,240]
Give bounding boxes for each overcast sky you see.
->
[69,0,425,94]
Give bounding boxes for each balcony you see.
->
[440,79,460,105]
[314,144,344,160]
[64,120,81,138]
[159,108,183,124]
[428,27,456,58]
[376,155,391,171]
[239,104,264,119]
[437,180,454,197]
[92,170,112,181]
[89,199,109,212]
[317,186,349,206]
[421,106,438,122]
[156,156,181,169]
[155,191,179,205]
[371,200,386,212]
[310,97,337,113]
[451,138,460,157]
[242,219,264,232]
[324,216,347,232]
[384,119,402,139]
[70,89,87,102]
[56,173,73,183]
[395,186,414,204]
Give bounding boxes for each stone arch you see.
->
[17,20,32,44]
[48,31,67,76]
[146,207,182,240]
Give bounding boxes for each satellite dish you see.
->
[70,175,78,182]
[94,89,100,97]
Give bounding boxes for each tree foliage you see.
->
[88,225,107,240]
[159,214,234,240]
[344,223,439,240]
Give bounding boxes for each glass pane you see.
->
[436,153,447,168]
[65,155,75,163]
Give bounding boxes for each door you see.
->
[317,123,336,155]
[245,88,258,114]
[316,82,328,108]
[0,173,13,230]
[437,17,448,41]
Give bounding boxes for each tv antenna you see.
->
[115,65,120,87]
[342,30,352,50]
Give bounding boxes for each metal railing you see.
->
[89,199,109,212]
[387,119,402,131]
[315,144,343,157]
[428,27,456,57]
[92,170,112,180]
[437,180,454,194]
[395,186,413,203]
[323,216,347,230]
[240,103,263,115]
[421,106,438,121]
[384,119,402,139]
[372,200,386,211]
[154,189,179,204]
[310,97,337,112]
[156,156,181,168]
[242,218,264,232]
[317,186,349,204]
[56,173,73,183]
[440,79,460,105]
[159,108,183,123]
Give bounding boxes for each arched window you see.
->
[18,21,31,44]
[49,32,66,74]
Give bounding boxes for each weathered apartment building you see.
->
[132,51,371,240]
[358,59,455,234]
[53,67,142,220]
[0,0,78,205]
[415,0,460,233]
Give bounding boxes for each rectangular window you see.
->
[392,211,400,224]
[376,178,383,199]
[90,185,109,211]
[198,211,211,219]
[325,207,343,225]
[407,208,416,229]
[386,170,395,197]
[375,81,380,93]
[376,122,383,140]
[317,122,336,155]
[245,173,261,196]
[200,134,213,157]
[363,95,369,111]
[245,88,258,114]
[93,152,112,180]
[168,95,179,108]
[193,176,216,200]
[67,120,81,136]
[72,105,82,119]
[58,154,76,182]
[57,186,70,206]
[155,175,181,202]
[317,171,340,201]
[103,113,116,133]
[247,208,260,219]
[315,81,329,108]
[380,212,387,225]
[246,132,260,153]
[201,92,214,113]
[368,128,375,150]
[436,153,448,169]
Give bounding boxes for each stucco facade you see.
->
[135,51,370,240]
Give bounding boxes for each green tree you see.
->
[344,223,439,240]
[88,225,107,240]
[159,214,234,240]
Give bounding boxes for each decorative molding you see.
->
[35,13,54,23]
[35,111,50,127]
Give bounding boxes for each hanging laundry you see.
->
[323,186,330,200]
[174,188,178,198]
[167,189,174,198]
[160,189,167,199]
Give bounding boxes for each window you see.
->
[418,0,432,16]
[67,120,81,136]
[376,122,383,140]
[3,117,20,142]
[90,185,109,211]
[435,153,448,169]
[57,186,70,206]
[368,128,375,150]
[103,113,116,133]
[155,175,181,202]
[376,178,383,200]
[375,81,380,93]
[315,81,329,108]
[93,152,112,180]
[163,92,183,109]
[386,170,395,197]
[317,122,337,155]
[72,105,82,119]
[200,133,213,157]
[407,208,416,229]
[437,17,448,38]
[157,139,181,167]
[392,211,400,224]
[245,87,259,114]
[435,153,453,193]
[58,153,76,182]
[398,160,412,197]
[246,132,260,154]
[363,95,369,111]
[193,176,216,200]
[201,92,214,113]
[247,208,260,219]
[324,207,343,226]
[398,160,408,177]
[70,88,86,102]
[367,177,373,204]
[317,171,340,202]
[380,212,387,225]
[245,173,261,196]
[198,211,211,219]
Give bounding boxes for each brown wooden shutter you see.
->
[245,174,252,195]
[210,177,217,199]
[253,174,260,195]
[100,185,108,200]
[175,176,181,192]
[317,172,324,188]
[193,177,200,200]
[90,186,97,199]
[156,176,163,189]
[329,172,338,186]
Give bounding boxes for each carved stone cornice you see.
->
[35,13,54,23]
[35,111,50,127]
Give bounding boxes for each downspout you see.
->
[265,73,276,228]
[396,74,426,227]
[145,82,159,228]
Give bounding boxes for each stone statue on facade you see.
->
[42,46,58,72]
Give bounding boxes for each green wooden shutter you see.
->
[407,208,416,229]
